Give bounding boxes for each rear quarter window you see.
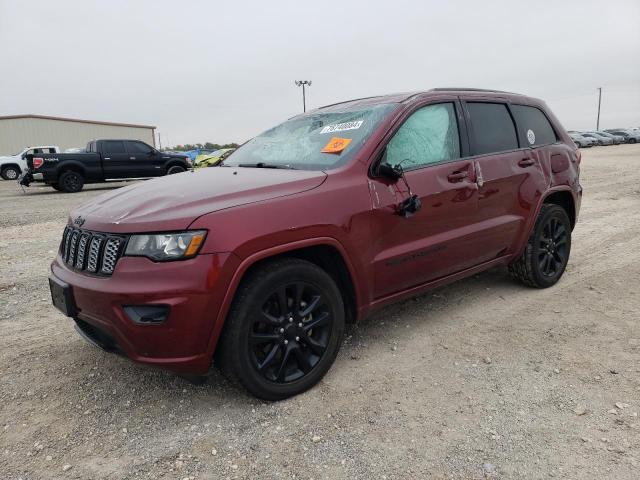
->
[511,105,557,147]
[466,102,519,155]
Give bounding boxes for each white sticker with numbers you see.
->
[320,120,363,134]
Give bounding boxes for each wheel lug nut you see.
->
[284,339,289,345]
[289,317,294,323]
[295,336,300,341]
[279,328,285,333]
[298,322,303,327]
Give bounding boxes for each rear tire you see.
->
[217,258,345,400]
[1,166,21,180]
[509,204,572,288]
[629,138,637,144]
[58,171,85,193]
[167,165,186,175]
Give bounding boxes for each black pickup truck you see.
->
[21,139,191,192]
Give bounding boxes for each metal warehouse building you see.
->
[0,114,156,156]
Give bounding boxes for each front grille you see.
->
[59,227,127,276]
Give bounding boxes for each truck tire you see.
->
[58,171,85,193]
[217,258,345,400]
[1,165,21,180]
[509,204,572,288]
[167,165,186,175]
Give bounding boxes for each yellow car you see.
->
[193,148,236,168]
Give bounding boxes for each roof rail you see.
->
[430,87,522,95]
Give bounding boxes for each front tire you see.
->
[509,204,572,288]
[1,166,21,180]
[217,258,345,400]
[58,171,85,193]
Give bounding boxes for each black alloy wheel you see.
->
[217,258,345,400]
[167,165,186,175]
[58,171,85,193]
[509,204,572,288]
[537,216,569,278]
[250,282,332,383]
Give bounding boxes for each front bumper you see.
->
[51,252,238,374]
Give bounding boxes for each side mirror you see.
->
[378,162,403,180]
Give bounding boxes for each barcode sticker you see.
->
[320,120,363,134]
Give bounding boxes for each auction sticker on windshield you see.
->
[320,120,363,134]
[321,137,352,154]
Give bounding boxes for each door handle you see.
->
[104,157,111,160]
[447,171,468,182]
[129,156,136,160]
[518,158,535,167]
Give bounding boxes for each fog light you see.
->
[123,305,170,325]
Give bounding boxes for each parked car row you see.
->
[568,128,640,148]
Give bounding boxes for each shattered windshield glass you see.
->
[223,103,396,171]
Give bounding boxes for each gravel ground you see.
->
[1,145,639,480]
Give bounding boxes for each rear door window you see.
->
[511,105,557,147]
[102,141,126,154]
[467,102,518,155]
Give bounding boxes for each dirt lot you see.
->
[1,145,639,480]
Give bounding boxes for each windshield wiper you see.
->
[237,162,296,170]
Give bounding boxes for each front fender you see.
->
[204,236,361,358]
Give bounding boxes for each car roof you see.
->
[314,88,538,112]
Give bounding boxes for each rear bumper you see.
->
[51,252,238,374]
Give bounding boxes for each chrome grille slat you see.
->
[63,228,73,262]
[86,235,104,273]
[75,233,90,269]
[58,227,125,276]
[67,230,80,266]
[101,238,122,274]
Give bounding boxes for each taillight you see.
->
[33,157,44,169]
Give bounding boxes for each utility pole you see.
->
[295,80,312,112]
[596,87,602,130]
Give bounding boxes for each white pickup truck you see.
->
[0,145,60,180]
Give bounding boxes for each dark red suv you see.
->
[49,89,581,399]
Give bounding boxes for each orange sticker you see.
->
[321,137,352,154]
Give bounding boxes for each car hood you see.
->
[72,167,327,233]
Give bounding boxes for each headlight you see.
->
[124,230,207,261]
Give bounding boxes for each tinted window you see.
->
[467,102,518,155]
[511,105,557,146]
[127,141,153,154]
[102,141,126,154]
[384,102,460,170]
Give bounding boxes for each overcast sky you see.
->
[1,0,639,146]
